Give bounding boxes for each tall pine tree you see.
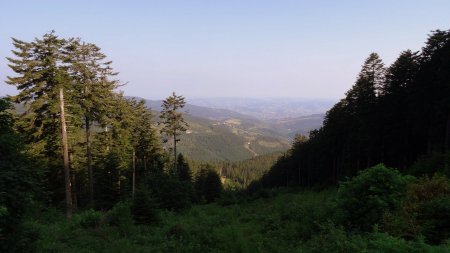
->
[159,92,188,170]
[6,32,73,218]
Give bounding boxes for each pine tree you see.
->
[194,165,222,203]
[128,98,161,198]
[159,92,188,169]
[380,50,420,169]
[176,153,192,182]
[6,32,73,218]
[345,52,385,170]
[65,38,120,207]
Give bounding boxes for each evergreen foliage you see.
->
[0,98,42,252]
[176,153,192,182]
[258,30,450,189]
[159,92,189,165]
[5,32,166,213]
[131,187,159,225]
[194,166,223,203]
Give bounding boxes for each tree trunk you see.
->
[86,117,94,208]
[132,148,136,199]
[427,124,433,154]
[59,88,72,219]
[144,156,147,171]
[173,133,177,171]
[445,113,450,172]
[69,151,77,211]
[446,113,450,152]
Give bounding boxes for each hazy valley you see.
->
[142,97,328,161]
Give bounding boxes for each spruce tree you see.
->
[6,32,73,218]
[176,153,192,182]
[159,92,188,169]
[345,52,385,170]
[65,38,120,207]
[128,98,161,198]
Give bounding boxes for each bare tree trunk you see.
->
[132,148,136,199]
[86,117,94,208]
[59,88,72,219]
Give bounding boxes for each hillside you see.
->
[140,97,324,161]
[268,113,325,138]
[142,98,259,121]
[177,115,290,161]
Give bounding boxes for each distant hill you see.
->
[176,114,291,161]
[189,97,335,119]
[132,96,326,161]
[139,98,260,121]
[269,113,325,138]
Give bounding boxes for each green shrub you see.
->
[337,164,414,231]
[419,196,450,244]
[72,209,103,229]
[104,201,133,231]
[217,189,246,206]
[383,175,450,242]
[166,223,188,239]
[306,222,361,253]
[406,175,449,202]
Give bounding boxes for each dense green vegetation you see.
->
[20,166,450,252]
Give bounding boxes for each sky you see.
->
[1,0,449,100]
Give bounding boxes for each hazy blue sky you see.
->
[1,1,449,99]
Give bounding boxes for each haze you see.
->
[1,0,449,99]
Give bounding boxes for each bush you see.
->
[72,209,103,229]
[104,201,134,232]
[217,189,247,206]
[305,222,361,253]
[383,175,450,242]
[406,175,450,202]
[337,164,414,231]
[419,196,450,244]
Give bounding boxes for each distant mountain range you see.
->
[137,97,331,161]
[188,97,335,119]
